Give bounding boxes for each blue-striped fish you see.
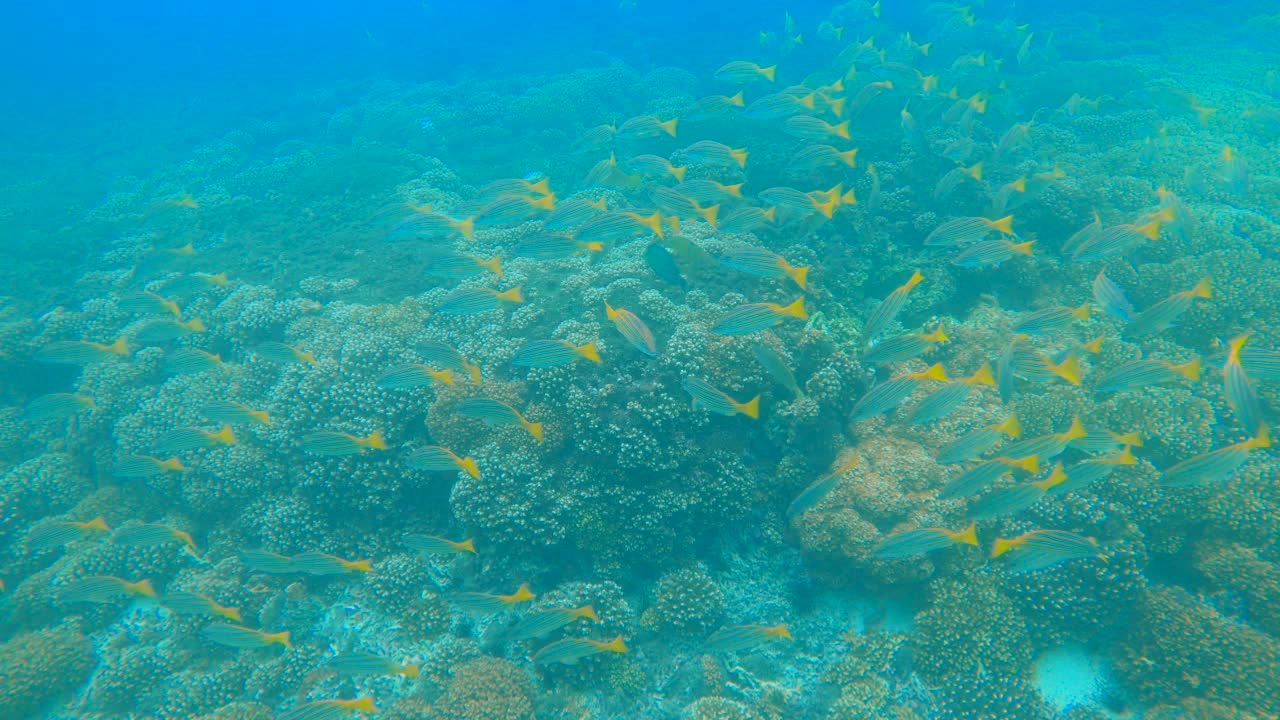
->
[23,393,95,421]
[862,271,924,341]
[405,446,480,479]
[456,398,543,441]
[135,318,206,343]
[1124,279,1211,337]
[992,529,1103,564]
[392,210,474,241]
[438,287,524,315]
[751,342,804,400]
[241,550,297,574]
[713,298,807,336]
[160,590,241,621]
[291,551,371,575]
[1092,271,1136,322]
[648,187,718,226]
[201,400,271,426]
[163,348,224,374]
[850,363,949,421]
[714,60,776,83]
[255,341,318,366]
[873,523,979,558]
[682,91,746,122]
[419,340,482,384]
[924,216,1013,247]
[1162,426,1270,487]
[758,187,827,216]
[575,211,665,244]
[616,114,678,140]
[279,698,378,720]
[153,425,236,453]
[939,455,1040,499]
[966,467,1065,519]
[1223,334,1263,434]
[604,303,657,356]
[784,115,850,142]
[745,91,813,119]
[512,340,601,367]
[474,194,556,226]
[35,338,130,364]
[509,605,598,640]
[788,144,858,172]
[60,575,157,604]
[706,623,792,652]
[203,623,291,650]
[936,416,1022,464]
[426,254,503,280]
[1011,304,1091,336]
[532,636,628,665]
[114,523,200,555]
[1071,214,1166,262]
[718,206,776,234]
[1094,358,1200,394]
[1050,447,1137,495]
[301,430,388,455]
[683,377,760,419]
[405,534,476,555]
[718,247,809,289]
[1238,346,1280,381]
[1015,352,1084,386]
[1061,212,1102,255]
[677,179,744,203]
[1070,429,1144,455]
[111,454,186,478]
[628,154,686,181]
[516,233,603,259]
[952,238,1036,268]
[786,453,859,518]
[1002,418,1088,460]
[862,326,948,364]
[378,364,454,389]
[455,583,536,614]
[905,364,995,424]
[327,652,419,678]
[683,140,749,168]
[119,291,182,318]
[25,517,110,551]
[543,197,608,230]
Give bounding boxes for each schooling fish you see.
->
[905,364,995,424]
[681,92,746,122]
[201,400,271,426]
[1050,447,1137,495]
[682,140,749,168]
[786,453,860,518]
[35,338,130,364]
[952,238,1036,268]
[745,91,814,120]
[163,348,225,374]
[575,211,664,244]
[419,340,482,384]
[783,115,850,142]
[1223,334,1263,434]
[677,179,744,204]
[683,377,760,419]
[377,364,455,389]
[509,605,598,640]
[153,425,236,454]
[751,342,804,400]
[203,623,291,650]
[455,583,536,614]
[718,247,809,289]
[1002,418,1088,460]
[1094,357,1200,394]
[715,60,776,84]
[706,623,792,652]
[936,415,1023,464]
[644,243,687,288]
[532,636,628,665]
[1124,278,1211,337]
[135,318,206,343]
[405,534,476,555]
[850,363,949,421]
[512,340,601,368]
[1071,213,1167,262]
[301,430,388,456]
[939,455,1040,498]
[862,326,948,365]
[862,271,924,341]
[25,517,110,551]
[456,398,543,441]
[1011,303,1091,336]
[279,698,378,720]
[118,291,182,319]
[1092,270,1136,321]
[1161,427,1270,487]
[60,575,157,604]
[255,341,318,366]
[605,302,658,356]
[291,551,371,576]
[327,652,419,678]
[114,523,200,555]
[517,233,603,259]
[425,253,503,280]
[438,287,524,315]
[992,529,1104,567]
[542,197,608,230]
[873,523,978,558]
[713,298,807,336]
[160,590,241,622]
[475,194,556,226]
[111,454,186,478]
[23,393,95,422]
[241,550,298,574]
[405,446,480,479]
[616,114,678,140]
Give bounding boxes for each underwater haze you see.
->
[2,1,1280,719]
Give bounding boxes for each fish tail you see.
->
[737,395,761,419]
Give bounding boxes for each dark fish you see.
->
[643,243,686,288]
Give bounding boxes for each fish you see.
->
[1011,304,1091,336]
[1061,212,1103,255]
[715,61,776,83]
[936,416,1023,464]
[939,455,1041,499]
[392,210,475,242]
[873,523,979,558]
[706,623,792,652]
[405,534,477,555]
[616,114,678,140]
[1050,447,1137,495]
[406,446,481,479]
[1161,426,1270,487]
[862,326,948,365]
[648,186,718,226]
[455,583,536,614]
[437,287,524,315]
[992,529,1104,565]
[23,393,95,421]
[377,364,455,389]
[682,377,760,419]
[119,291,182,319]
[628,154,687,182]
[681,92,746,122]
[1016,352,1084,386]
[575,211,664,244]
[1124,279,1211,337]
[966,474,1058,520]
[788,144,858,172]
[160,590,241,622]
[677,179,744,204]
[456,398,543,441]
[163,348,224,374]
[25,517,110,551]
[511,340,602,368]
[60,575,157,604]
[202,623,291,650]
[718,247,809,289]
[1221,146,1249,194]
[509,605,598,640]
[786,453,860,518]
[713,298,807,336]
[114,523,200,555]
[111,454,186,478]
[1233,347,1280,381]
[425,254,503,280]
[682,140,749,168]
[952,238,1036,268]
[477,177,553,201]
[862,271,924,341]
[644,243,687,288]
[327,652,419,678]
[153,425,236,454]
[850,363,949,421]
[1071,215,1166,262]
[516,233,603,259]
[1223,335,1263,434]
[1070,429,1144,455]
[543,197,608,230]
[300,430,388,456]
[255,342,318,366]
[605,302,658,356]
[135,318,206,343]
[718,206,776,234]
[783,116,850,142]
[1091,271,1136,322]
[905,364,995,424]
[932,163,983,200]
[35,338,130,364]
[744,92,814,120]
[1094,358,1200,394]
[201,400,271,426]
[1002,418,1089,460]
[572,124,616,154]
[475,194,556,226]
[532,636,628,665]
[241,550,298,574]
[279,698,378,720]
[419,340,483,384]
[291,551,372,575]
[751,342,804,400]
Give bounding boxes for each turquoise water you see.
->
[2,1,1279,718]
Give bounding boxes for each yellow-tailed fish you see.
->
[426,253,503,280]
[405,534,476,555]
[119,291,182,319]
[162,271,231,296]
[292,551,371,575]
[1221,146,1249,194]
[933,162,983,200]
[648,186,718,226]
[160,590,241,622]
[1011,303,1091,336]
[438,286,524,315]
[939,455,1040,499]
[718,247,809,289]
[455,583,536,614]
[1094,358,1200,395]
[1124,278,1211,337]
[1161,426,1270,487]
[301,430,388,456]
[848,80,894,118]
[905,364,995,424]
[873,523,979,558]
[377,364,454,389]
[806,184,855,217]
[163,347,224,374]
[757,186,827,217]
[392,209,475,241]
[135,318,206,343]
[241,550,297,574]
[203,623,291,650]
[60,575,157,604]
[474,194,556,226]
[751,342,803,400]
[1223,335,1262,434]
[1071,213,1167,262]
[1015,352,1084,386]
[114,523,200,555]
[627,154,686,182]
[25,516,110,551]
[509,605,598,640]
[682,91,746,122]
[575,211,664,244]
[23,393,95,421]
[862,326,948,364]
[153,425,236,454]
[1051,447,1137,494]
[715,60,776,83]
[516,233,603,259]
[1091,270,1136,322]
[786,453,859,518]
[862,271,924,341]
[112,454,186,478]
[706,623,792,652]
[953,238,1036,268]
[744,92,814,119]
[255,341,318,366]
[35,337,130,364]
[477,176,553,200]
[456,398,543,441]
[584,153,639,189]
[543,196,608,230]
[677,179,744,203]
[605,302,658,356]
[718,206,776,234]
[992,529,1105,571]
[967,469,1064,520]
[405,446,480,479]
[1070,428,1144,455]
[616,114,678,140]
[850,363,948,420]
[1062,212,1103,256]
[712,298,806,336]
[533,635,628,665]
[201,400,270,426]
[572,124,616,154]
[327,652,419,678]
[419,340,482,384]
[683,377,760,419]
[937,415,1023,464]
[280,698,378,720]
[787,144,858,172]
[1002,418,1088,460]
[682,140,748,168]
[512,340,601,368]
